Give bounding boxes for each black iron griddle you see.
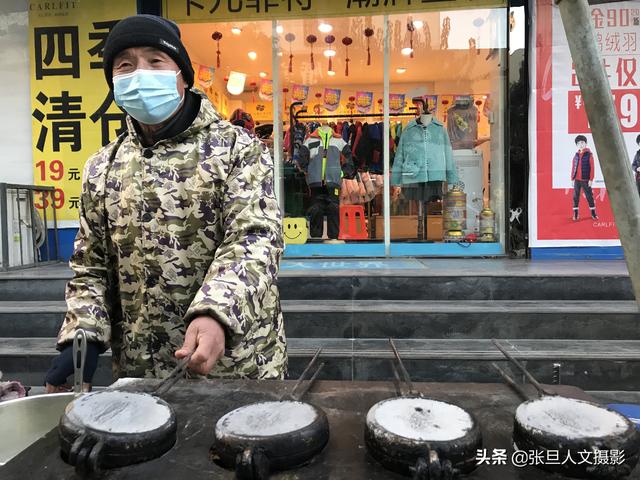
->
[4,379,639,480]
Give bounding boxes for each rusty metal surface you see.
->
[3,380,639,479]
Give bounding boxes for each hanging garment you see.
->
[355,123,374,170]
[290,122,308,165]
[402,181,444,201]
[342,121,350,143]
[308,186,340,239]
[446,101,479,149]
[298,127,355,188]
[391,118,458,185]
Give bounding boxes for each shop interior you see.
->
[179,9,506,246]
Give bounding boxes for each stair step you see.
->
[0,263,634,301]
[3,337,640,391]
[2,299,637,314]
[2,300,638,340]
[5,337,640,360]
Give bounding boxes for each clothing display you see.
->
[298,126,355,189]
[402,181,444,201]
[308,186,340,239]
[391,118,458,186]
[446,98,479,150]
[298,126,355,239]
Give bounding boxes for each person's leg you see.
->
[572,180,581,220]
[583,182,597,219]
[637,181,640,197]
[326,188,341,239]
[308,188,325,238]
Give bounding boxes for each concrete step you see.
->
[3,337,640,391]
[2,300,639,340]
[0,267,634,301]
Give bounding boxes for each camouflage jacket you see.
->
[57,90,287,380]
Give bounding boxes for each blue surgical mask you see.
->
[113,69,183,125]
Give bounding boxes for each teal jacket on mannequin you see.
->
[391,119,459,186]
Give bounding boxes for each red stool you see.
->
[339,205,369,240]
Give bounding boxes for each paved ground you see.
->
[0,258,632,278]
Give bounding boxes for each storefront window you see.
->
[179,20,274,140]
[277,16,386,246]
[178,5,507,256]
[389,9,507,245]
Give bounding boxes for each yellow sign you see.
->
[29,1,136,223]
[283,218,308,244]
[166,0,506,23]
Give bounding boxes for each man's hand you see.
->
[588,180,593,187]
[175,316,226,375]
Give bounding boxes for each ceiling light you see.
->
[248,51,257,60]
[227,71,246,95]
[412,20,424,29]
[231,27,242,35]
[259,72,267,78]
[327,70,336,76]
[401,47,413,56]
[323,49,336,57]
[396,68,407,74]
[318,23,333,33]
[276,25,284,34]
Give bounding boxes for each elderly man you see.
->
[45,14,286,391]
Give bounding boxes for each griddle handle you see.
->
[491,362,531,401]
[236,447,270,480]
[73,329,88,395]
[491,339,553,397]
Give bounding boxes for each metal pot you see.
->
[0,392,74,466]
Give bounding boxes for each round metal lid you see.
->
[59,390,178,473]
[366,397,474,442]
[516,396,631,440]
[65,391,173,435]
[216,401,319,438]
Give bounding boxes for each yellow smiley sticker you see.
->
[283,218,308,244]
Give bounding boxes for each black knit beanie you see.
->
[103,14,194,89]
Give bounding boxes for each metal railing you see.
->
[0,183,60,271]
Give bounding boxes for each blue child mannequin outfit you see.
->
[391,118,459,199]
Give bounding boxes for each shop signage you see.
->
[29,1,135,225]
[529,0,639,247]
[167,0,505,23]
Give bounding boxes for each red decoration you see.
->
[342,37,353,76]
[364,28,374,66]
[325,35,335,73]
[283,88,289,93]
[250,81,257,103]
[211,32,223,68]
[306,35,317,70]
[315,92,322,99]
[475,100,482,106]
[223,76,229,82]
[285,33,296,73]
[442,99,449,105]
[349,96,356,102]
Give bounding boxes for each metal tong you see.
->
[281,347,324,401]
[389,338,419,397]
[73,329,88,395]
[152,352,193,396]
[491,339,555,399]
